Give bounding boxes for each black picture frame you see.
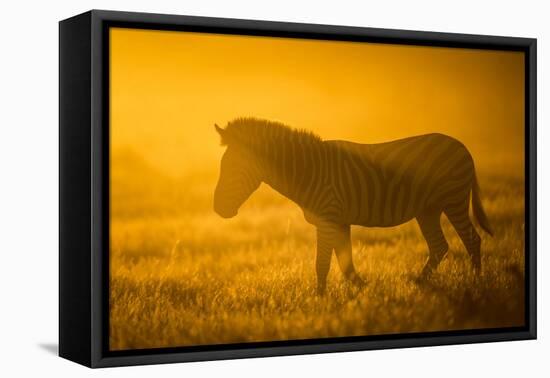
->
[59,9,537,368]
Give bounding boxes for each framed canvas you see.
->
[59,10,537,368]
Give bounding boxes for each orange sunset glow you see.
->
[109,27,525,351]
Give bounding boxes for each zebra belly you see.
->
[352,211,417,228]
[342,174,437,227]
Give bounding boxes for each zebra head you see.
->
[213,124,262,218]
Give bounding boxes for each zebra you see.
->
[213,117,493,295]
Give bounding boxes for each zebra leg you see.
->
[333,224,365,287]
[445,202,482,274]
[416,210,449,280]
[315,225,338,295]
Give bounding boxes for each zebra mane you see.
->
[219,117,322,150]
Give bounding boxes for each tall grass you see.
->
[110,171,525,350]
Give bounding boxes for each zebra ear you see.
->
[214,123,224,136]
[214,123,227,145]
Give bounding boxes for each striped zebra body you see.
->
[214,118,493,295]
[324,134,474,227]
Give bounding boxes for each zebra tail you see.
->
[471,173,494,237]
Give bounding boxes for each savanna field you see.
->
[109,149,525,350]
[108,27,526,351]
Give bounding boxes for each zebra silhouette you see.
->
[213,118,493,295]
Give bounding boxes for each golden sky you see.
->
[110,27,525,177]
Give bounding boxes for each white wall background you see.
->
[0,0,546,376]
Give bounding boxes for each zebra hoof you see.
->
[351,275,366,288]
[471,256,482,275]
[415,270,432,284]
[473,265,482,278]
[316,284,326,296]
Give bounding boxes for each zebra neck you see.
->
[260,139,325,208]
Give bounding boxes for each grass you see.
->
[109,173,525,350]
